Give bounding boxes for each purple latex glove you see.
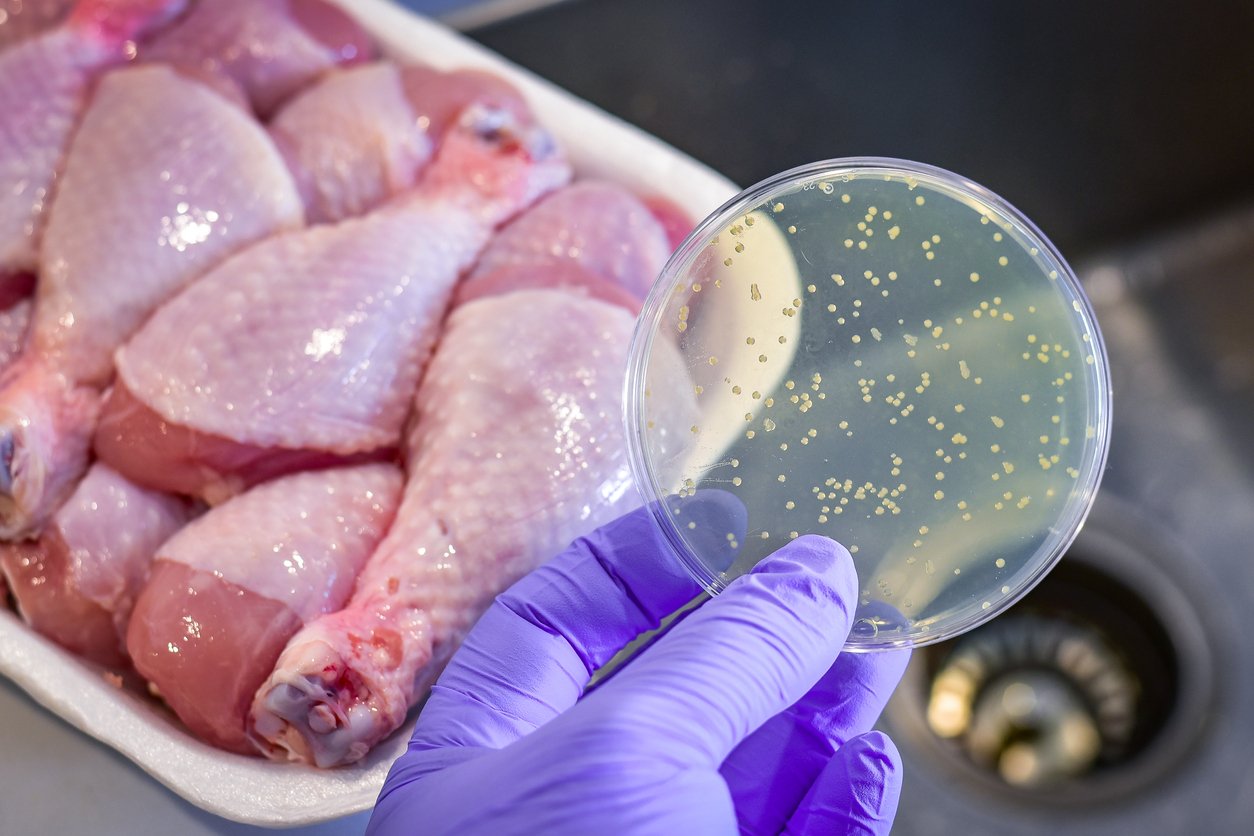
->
[367,498,910,835]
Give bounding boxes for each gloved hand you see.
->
[367,495,910,835]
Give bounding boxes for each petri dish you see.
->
[624,157,1112,650]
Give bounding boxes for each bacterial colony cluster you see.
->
[633,164,1108,648]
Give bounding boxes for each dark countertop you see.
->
[467,0,1254,259]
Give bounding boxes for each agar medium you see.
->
[625,158,1111,649]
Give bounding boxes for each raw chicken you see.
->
[250,288,690,767]
[0,463,192,666]
[0,298,29,524]
[455,180,675,309]
[640,193,696,251]
[0,0,185,283]
[271,62,530,224]
[0,273,33,311]
[141,0,374,116]
[126,464,402,754]
[455,259,644,314]
[271,62,429,226]
[95,105,569,502]
[0,64,303,539]
[400,65,532,140]
[0,300,30,373]
[0,0,72,51]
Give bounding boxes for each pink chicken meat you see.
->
[250,288,671,767]
[271,62,431,226]
[0,463,192,666]
[0,0,184,287]
[0,64,303,538]
[270,61,530,224]
[95,105,569,503]
[0,301,30,372]
[127,464,402,754]
[246,183,692,766]
[141,0,373,116]
[456,179,675,311]
[0,0,73,50]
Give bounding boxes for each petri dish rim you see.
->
[624,156,1113,650]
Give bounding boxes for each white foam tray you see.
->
[0,0,736,827]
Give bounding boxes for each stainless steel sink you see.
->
[884,206,1254,834]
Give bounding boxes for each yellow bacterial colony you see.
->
[634,163,1109,649]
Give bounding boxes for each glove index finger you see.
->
[577,534,859,767]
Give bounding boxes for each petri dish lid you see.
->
[625,157,1112,650]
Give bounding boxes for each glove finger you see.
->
[410,491,745,751]
[784,731,903,836]
[720,648,910,834]
[570,534,859,768]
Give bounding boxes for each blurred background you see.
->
[427,0,1254,833]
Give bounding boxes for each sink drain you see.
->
[922,564,1170,787]
[884,502,1217,806]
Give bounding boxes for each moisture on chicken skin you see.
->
[139,0,374,116]
[127,464,402,754]
[270,61,531,224]
[0,463,193,667]
[0,63,303,539]
[97,102,570,503]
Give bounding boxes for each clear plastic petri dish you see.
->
[624,157,1112,650]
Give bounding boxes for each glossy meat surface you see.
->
[271,62,433,225]
[271,62,530,225]
[463,180,673,299]
[101,108,569,500]
[127,464,402,753]
[0,27,110,278]
[0,463,192,666]
[251,290,654,767]
[0,0,72,50]
[0,63,302,538]
[36,63,303,384]
[454,261,642,313]
[0,0,189,276]
[130,561,305,754]
[114,209,474,454]
[399,65,531,144]
[94,379,396,503]
[0,299,30,371]
[142,0,372,115]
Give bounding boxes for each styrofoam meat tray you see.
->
[0,0,737,826]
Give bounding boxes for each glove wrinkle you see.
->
[783,731,902,836]
[581,533,656,620]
